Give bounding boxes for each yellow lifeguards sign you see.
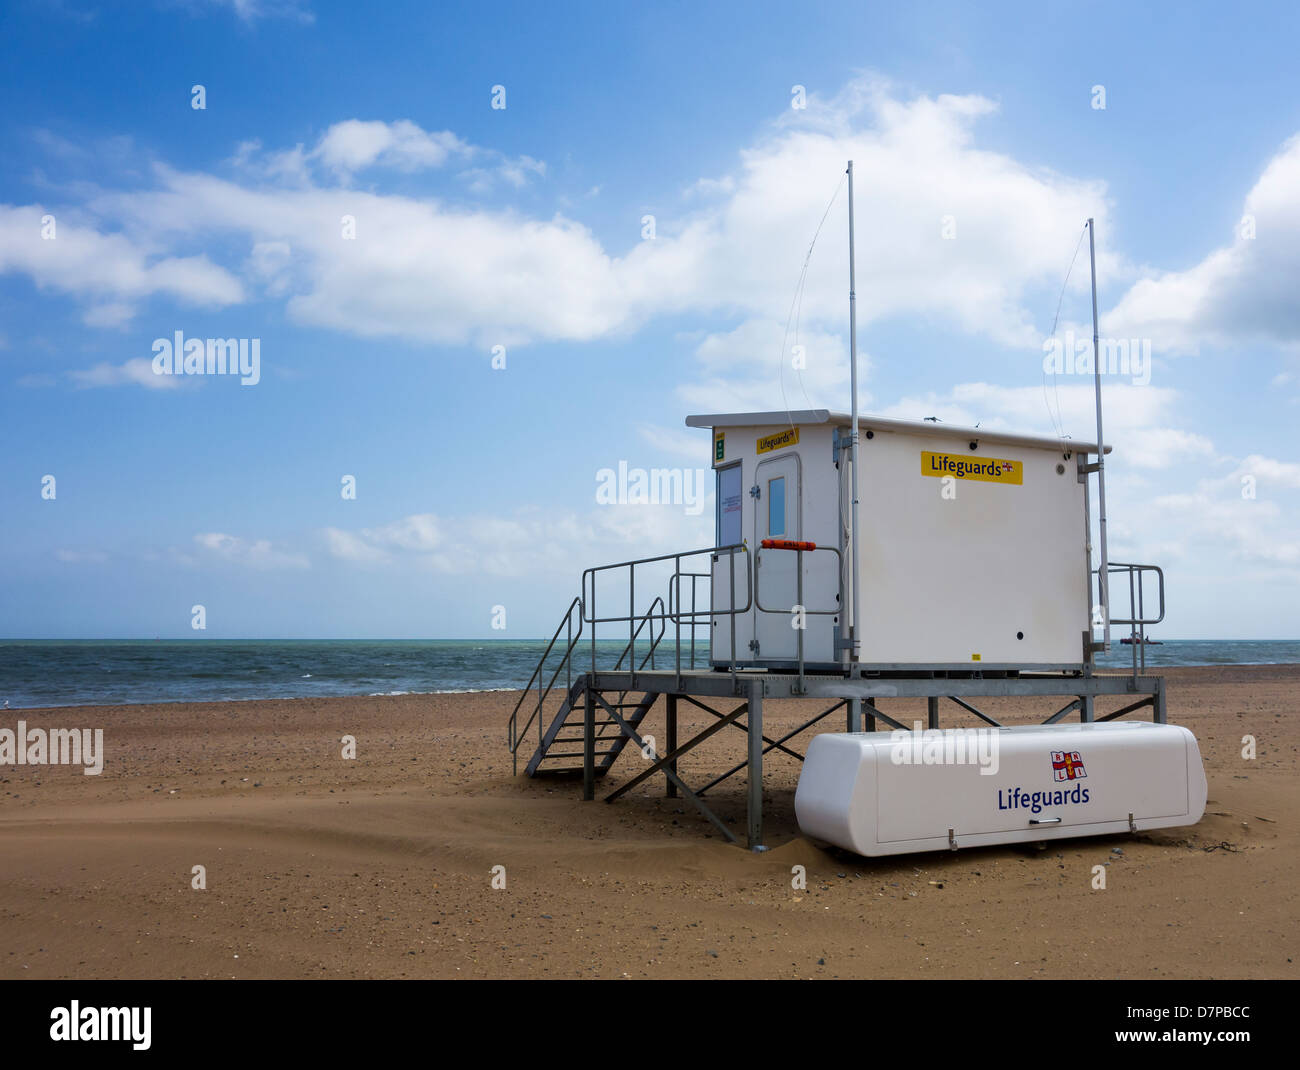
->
[921,450,1023,485]
[756,428,799,454]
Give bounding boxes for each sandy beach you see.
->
[0,665,1295,980]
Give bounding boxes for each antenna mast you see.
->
[1087,218,1110,652]
[847,161,861,670]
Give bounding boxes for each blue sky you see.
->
[2,0,1298,639]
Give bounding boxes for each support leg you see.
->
[583,687,595,801]
[1154,678,1167,724]
[747,681,764,850]
[847,697,862,733]
[665,694,678,798]
[1080,694,1095,723]
[864,698,878,732]
[927,696,940,730]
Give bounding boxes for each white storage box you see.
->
[794,721,1206,857]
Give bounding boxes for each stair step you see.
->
[531,767,611,777]
[542,750,620,760]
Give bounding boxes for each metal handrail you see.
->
[667,572,710,670]
[1098,562,1165,679]
[582,543,752,689]
[611,596,667,673]
[609,597,670,715]
[753,542,844,693]
[1104,562,1165,627]
[507,596,583,767]
[581,544,752,624]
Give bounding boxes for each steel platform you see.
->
[562,668,1165,850]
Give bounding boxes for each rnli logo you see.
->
[1051,750,1087,781]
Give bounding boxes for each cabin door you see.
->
[753,452,801,663]
[709,462,745,664]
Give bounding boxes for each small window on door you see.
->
[768,476,786,537]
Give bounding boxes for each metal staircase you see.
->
[525,685,659,777]
[508,596,668,777]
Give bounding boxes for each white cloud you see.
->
[208,0,314,24]
[1148,492,1299,568]
[322,527,388,563]
[871,380,1194,459]
[604,77,1115,350]
[68,358,180,390]
[461,154,547,194]
[679,318,857,414]
[244,239,295,296]
[81,302,136,328]
[325,505,712,580]
[359,513,443,552]
[1124,428,1216,470]
[636,423,710,461]
[233,119,544,194]
[89,169,620,346]
[312,120,469,177]
[55,549,108,563]
[0,204,244,325]
[16,77,1109,348]
[1235,453,1300,490]
[194,533,310,569]
[1107,134,1300,354]
[684,175,736,199]
[17,74,1300,419]
[16,372,58,388]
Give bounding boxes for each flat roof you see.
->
[684,409,1110,454]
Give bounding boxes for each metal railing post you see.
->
[687,574,693,667]
[796,547,805,694]
[674,554,682,691]
[729,550,738,688]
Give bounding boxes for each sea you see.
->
[0,639,1296,711]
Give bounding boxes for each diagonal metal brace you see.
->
[1098,696,1157,722]
[593,691,739,844]
[862,699,909,732]
[947,695,1004,728]
[1042,698,1082,725]
[697,699,846,796]
[679,693,804,762]
[604,695,748,803]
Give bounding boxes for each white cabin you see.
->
[689,409,1109,673]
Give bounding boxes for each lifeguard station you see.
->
[696,409,1111,675]
[505,171,1201,856]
